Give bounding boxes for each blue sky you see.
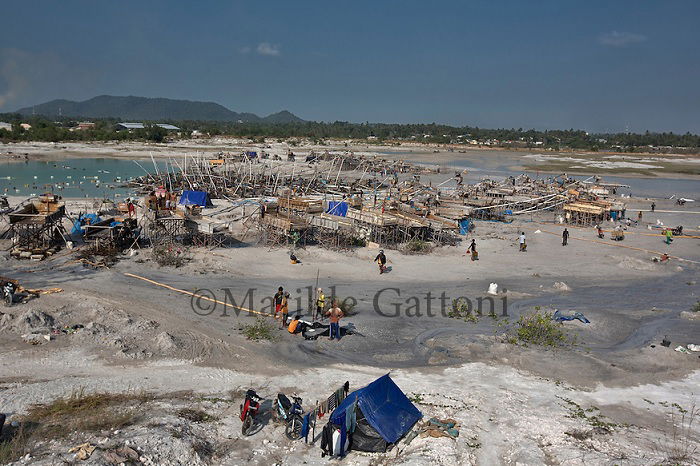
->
[1,1,699,133]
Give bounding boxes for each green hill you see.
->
[16,95,303,123]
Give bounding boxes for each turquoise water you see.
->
[0,158,173,199]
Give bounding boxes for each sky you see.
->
[1,0,699,133]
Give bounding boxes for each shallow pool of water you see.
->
[0,157,173,199]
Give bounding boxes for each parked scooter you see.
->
[273,393,304,440]
[239,389,262,436]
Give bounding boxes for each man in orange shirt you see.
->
[325,301,344,341]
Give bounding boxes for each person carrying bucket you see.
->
[466,239,478,261]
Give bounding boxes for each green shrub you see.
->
[449,298,478,322]
[504,311,577,348]
[326,297,359,316]
[402,239,433,255]
[152,244,189,267]
[350,237,366,247]
[241,317,277,341]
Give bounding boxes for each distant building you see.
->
[116,122,145,130]
[0,122,12,132]
[20,123,31,130]
[116,122,180,131]
[75,121,95,131]
[156,124,180,131]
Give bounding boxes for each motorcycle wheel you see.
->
[3,294,12,307]
[285,414,303,440]
[242,414,254,436]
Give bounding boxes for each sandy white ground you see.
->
[1,145,699,464]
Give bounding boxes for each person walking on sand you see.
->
[651,202,656,212]
[466,239,478,261]
[638,211,643,222]
[315,288,325,321]
[273,287,284,317]
[374,249,387,274]
[665,228,673,245]
[279,291,290,328]
[325,300,344,341]
[518,232,527,252]
[562,228,569,246]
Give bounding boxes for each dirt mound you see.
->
[155,331,182,352]
[616,256,656,271]
[553,281,571,292]
[10,309,56,333]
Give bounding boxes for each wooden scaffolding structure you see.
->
[7,195,67,253]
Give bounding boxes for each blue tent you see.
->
[178,190,212,207]
[326,201,348,217]
[330,374,422,452]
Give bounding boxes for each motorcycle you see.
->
[239,389,262,436]
[273,393,304,440]
[1,280,17,307]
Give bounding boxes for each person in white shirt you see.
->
[519,232,527,252]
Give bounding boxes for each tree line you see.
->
[1,113,699,152]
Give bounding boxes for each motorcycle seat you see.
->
[277,393,292,411]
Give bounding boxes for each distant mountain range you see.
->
[15,95,304,123]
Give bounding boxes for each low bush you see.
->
[503,311,577,348]
[0,390,149,463]
[402,239,434,255]
[152,244,189,268]
[241,317,277,341]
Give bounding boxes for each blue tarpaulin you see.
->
[459,219,471,235]
[553,310,590,324]
[330,374,422,444]
[178,191,212,207]
[326,201,349,217]
[71,213,101,235]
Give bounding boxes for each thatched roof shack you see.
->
[563,200,612,225]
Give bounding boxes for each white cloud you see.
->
[256,42,280,56]
[598,31,647,47]
[239,46,251,55]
